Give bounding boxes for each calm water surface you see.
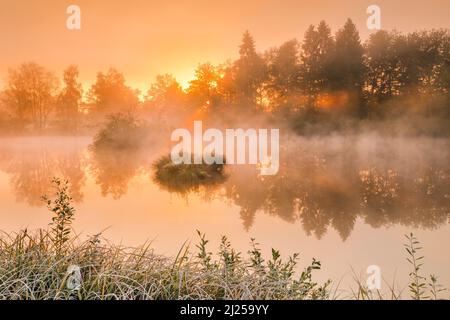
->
[0,135,449,294]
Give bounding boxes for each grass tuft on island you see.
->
[152,154,227,195]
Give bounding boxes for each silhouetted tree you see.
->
[300,21,335,108]
[364,29,450,117]
[333,19,365,115]
[234,31,267,108]
[1,20,449,134]
[266,39,301,115]
[400,30,450,96]
[364,31,403,105]
[215,62,237,107]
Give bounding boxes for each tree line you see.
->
[0,19,449,134]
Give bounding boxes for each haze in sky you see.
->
[1,0,449,91]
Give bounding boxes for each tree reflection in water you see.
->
[88,147,149,199]
[0,136,448,240]
[220,138,450,240]
[0,140,86,206]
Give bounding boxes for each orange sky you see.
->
[1,0,449,92]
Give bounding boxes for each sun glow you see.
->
[316,91,350,109]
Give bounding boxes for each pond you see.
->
[0,134,449,293]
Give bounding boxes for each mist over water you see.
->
[0,133,448,235]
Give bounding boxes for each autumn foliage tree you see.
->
[143,74,186,125]
[57,65,82,132]
[187,63,221,110]
[88,68,140,116]
[3,63,59,131]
